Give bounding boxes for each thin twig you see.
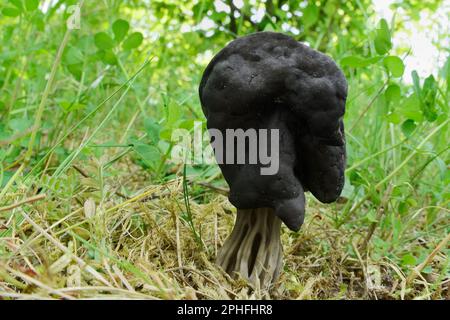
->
[192,181,229,195]
[0,194,47,212]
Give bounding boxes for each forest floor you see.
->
[1,157,448,300]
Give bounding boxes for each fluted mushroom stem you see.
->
[216,208,283,289]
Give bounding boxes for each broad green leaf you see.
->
[132,142,161,170]
[9,118,33,132]
[411,71,438,122]
[10,0,24,10]
[67,63,83,79]
[400,94,423,122]
[421,75,438,121]
[122,32,143,50]
[25,0,39,11]
[112,19,129,42]
[385,84,401,103]
[383,56,404,77]
[386,112,401,124]
[401,119,416,137]
[32,12,45,31]
[143,118,161,145]
[340,55,382,68]
[303,4,319,28]
[64,46,83,65]
[374,19,392,55]
[2,7,21,17]
[401,253,416,266]
[94,32,115,50]
[99,50,117,65]
[411,70,421,96]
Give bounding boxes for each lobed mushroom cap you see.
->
[199,32,347,231]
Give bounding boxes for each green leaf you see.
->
[143,118,161,145]
[112,19,129,42]
[25,0,39,11]
[421,75,438,122]
[411,71,438,122]
[303,4,319,28]
[94,32,115,50]
[400,93,423,122]
[366,211,378,223]
[401,253,416,266]
[132,142,161,170]
[9,118,33,132]
[67,63,83,79]
[385,84,401,103]
[340,55,382,68]
[422,266,433,274]
[1,171,14,188]
[99,50,118,65]
[2,7,21,17]
[386,112,401,124]
[411,70,421,95]
[401,119,416,137]
[32,12,45,31]
[64,46,83,65]
[122,32,143,50]
[10,0,24,10]
[383,56,404,77]
[374,19,392,55]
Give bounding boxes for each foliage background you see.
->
[0,0,448,299]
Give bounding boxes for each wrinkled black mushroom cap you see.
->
[199,32,347,231]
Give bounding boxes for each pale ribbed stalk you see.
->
[216,208,283,289]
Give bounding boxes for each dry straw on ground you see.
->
[0,159,448,300]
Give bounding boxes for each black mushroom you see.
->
[199,32,347,288]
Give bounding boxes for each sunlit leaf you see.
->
[400,94,423,122]
[374,19,392,55]
[94,32,115,50]
[383,56,404,77]
[385,83,401,103]
[64,46,83,65]
[386,112,401,124]
[2,7,21,17]
[422,75,438,121]
[303,4,319,28]
[122,32,143,50]
[341,55,382,68]
[10,0,24,10]
[401,253,416,266]
[25,0,39,11]
[112,19,129,42]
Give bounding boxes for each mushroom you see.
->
[199,32,347,289]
